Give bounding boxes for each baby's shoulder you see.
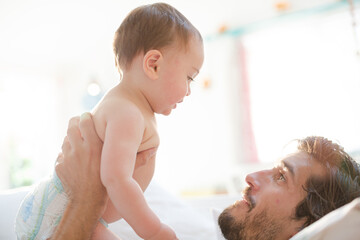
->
[103,95,137,108]
[110,98,142,117]
[94,94,143,121]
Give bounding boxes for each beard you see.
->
[218,206,283,240]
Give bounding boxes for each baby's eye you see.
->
[187,76,194,82]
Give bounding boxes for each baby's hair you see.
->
[113,2,202,71]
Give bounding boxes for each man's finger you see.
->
[61,136,71,156]
[67,116,82,147]
[55,162,66,187]
[56,152,64,164]
[79,113,102,146]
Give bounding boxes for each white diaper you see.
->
[15,172,68,240]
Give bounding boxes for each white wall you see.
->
[244,8,360,163]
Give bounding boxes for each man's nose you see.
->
[245,170,271,191]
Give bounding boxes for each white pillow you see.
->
[0,187,31,240]
[291,197,360,240]
[109,181,217,240]
[211,208,226,240]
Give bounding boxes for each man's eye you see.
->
[278,173,286,181]
[277,172,286,182]
[273,169,286,182]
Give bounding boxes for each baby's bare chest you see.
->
[133,120,159,191]
[138,119,160,152]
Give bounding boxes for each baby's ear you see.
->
[143,50,162,80]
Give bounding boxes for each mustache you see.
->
[242,187,256,211]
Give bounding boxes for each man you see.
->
[218,137,360,239]
[53,113,360,239]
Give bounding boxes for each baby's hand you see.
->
[146,223,178,240]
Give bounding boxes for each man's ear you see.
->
[143,50,162,80]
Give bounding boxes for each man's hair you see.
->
[113,2,202,71]
[294,136,360,229]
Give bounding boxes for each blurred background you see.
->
[0,0,359,197]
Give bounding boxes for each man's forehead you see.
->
[274,152,307,178]
[277,152,311,166]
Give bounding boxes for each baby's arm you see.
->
[100,104,171,239]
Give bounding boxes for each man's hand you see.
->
[56,113,107,209]
[52,113,105,240]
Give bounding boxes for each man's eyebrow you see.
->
[282,160,295,181]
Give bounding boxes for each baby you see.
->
[15,3,204,240]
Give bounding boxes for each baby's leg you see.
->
[91,221,122,240]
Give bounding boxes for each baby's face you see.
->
[154,37,204,116]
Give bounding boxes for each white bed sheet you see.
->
[109,181,219,240]
[0,181,232,240]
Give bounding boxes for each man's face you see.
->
[218,151,326,240]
